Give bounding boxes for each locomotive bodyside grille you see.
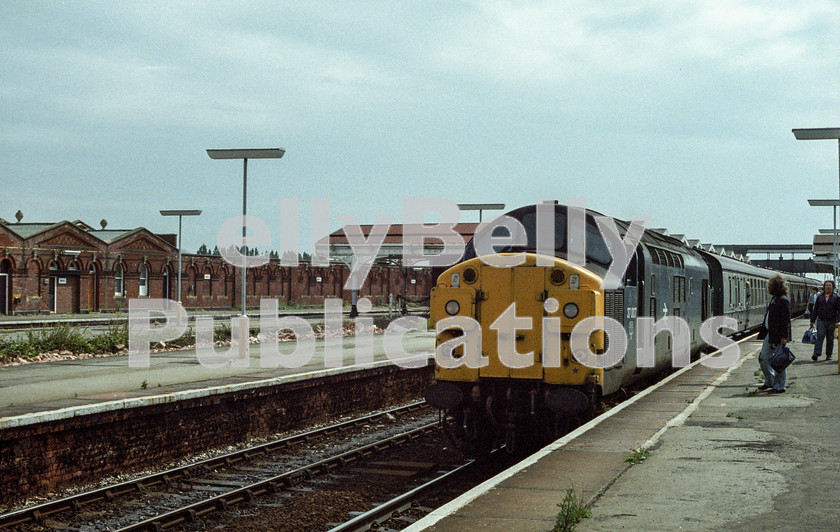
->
[604,289,624,352]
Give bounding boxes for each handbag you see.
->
[769,344,796,373]
[803,327,817,345]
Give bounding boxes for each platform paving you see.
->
[0,329,435,423]
[410,318,840,531]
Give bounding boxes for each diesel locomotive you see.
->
[425,203,818,454]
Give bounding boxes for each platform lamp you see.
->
[206,148,285,317]
[794,128,840,281]
[160,209,202,307]
[456,203,506,224]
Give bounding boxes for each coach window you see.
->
[139,264,148,297]
[115,264,124,297]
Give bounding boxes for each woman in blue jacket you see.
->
[757,275,791,393]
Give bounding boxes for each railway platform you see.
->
[0,327,434,420]
[410,317,840,531]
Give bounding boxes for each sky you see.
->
[1,1,839,257]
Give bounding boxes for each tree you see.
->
[196,243,210,255]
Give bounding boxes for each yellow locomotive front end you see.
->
[426,253,607,453]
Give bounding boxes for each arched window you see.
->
[139,264,148,297]
[115,264,124,296]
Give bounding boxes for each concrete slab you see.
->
[578,318,840,531]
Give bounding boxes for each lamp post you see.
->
[794,128,840,282]
[160,210,202,306]
[207,148,284,317]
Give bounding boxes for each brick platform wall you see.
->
[0,362,434,505]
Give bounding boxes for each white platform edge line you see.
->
[0,354,433,430]
[404,334,759,531]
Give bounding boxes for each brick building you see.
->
[0,219,477,315]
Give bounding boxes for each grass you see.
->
[0,322,129,360]
[625,447,651,465]
[0,321,245,362]
[554,487,591,532]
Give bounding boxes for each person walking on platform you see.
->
[808,286,818,319]
[810,280,840,361]
[757,275,791,393]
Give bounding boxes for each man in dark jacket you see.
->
[810,280,840,361]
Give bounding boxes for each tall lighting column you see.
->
[207,148,285,317]
[794,128,840,283]
[159,209,202,306]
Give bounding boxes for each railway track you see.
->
[116,424,443,531]
[0,402,433,530]
[327,454,492,532]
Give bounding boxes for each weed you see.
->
[141,380,148,390]
[554,487,591,532]
[625,448,650,465]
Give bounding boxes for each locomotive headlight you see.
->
[445,300,461,315]
[563,302,579,319]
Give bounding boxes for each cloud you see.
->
[430,0,837,85]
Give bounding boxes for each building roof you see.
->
[0,219,176,252]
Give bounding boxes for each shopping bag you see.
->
[769,344,795,373]
[803,328,817,344]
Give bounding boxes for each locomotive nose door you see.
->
[509,266,544,380]
[477,265,544,380]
